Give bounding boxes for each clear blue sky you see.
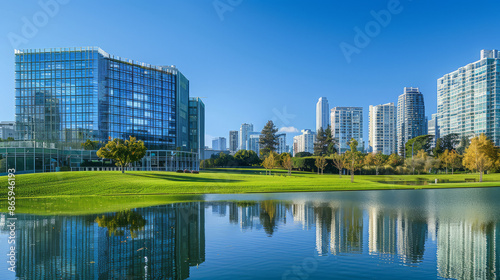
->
[1,0,500,147]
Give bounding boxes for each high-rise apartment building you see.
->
[277,133,287,154]
[293,129,316,155]
[397,87,426,156]
[437,50,500,145]
[212,137,226,151]
[316,97,329,132]
[229,130,239,154]
[248,132,261,155]
[331,107,364,153]
[15,47,203,151]
[239,123,254,150]
[368,103,396,155]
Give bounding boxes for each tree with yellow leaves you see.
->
[463,134,497,182]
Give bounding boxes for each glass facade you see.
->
[396,87,426,156]
[331,107,364,153]
[15,47,194,150]
[437,50,500,145]
[188,97,205,155]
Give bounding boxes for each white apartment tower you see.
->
[368,103,396,155]
[293,129,316,155]
[316,97,330,132]
[331,107,364,153]
[438,50,500,146]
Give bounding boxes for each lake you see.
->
[1,187,499,279]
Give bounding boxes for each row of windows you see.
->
[16,51,98,62]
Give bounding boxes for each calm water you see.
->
[1,188,500,279]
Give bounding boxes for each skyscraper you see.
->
[248,132,261,155]
[293,129,316,155]
[397,87,426,156]
[276,133,287,154]
[212,137,226,150]
[14,47,201,151]
[368,103,396,155]
[239,123,254,150]
[229,130,239,154]
[316,97,329,132]
[331,107,364,153]
[438,50,500,145]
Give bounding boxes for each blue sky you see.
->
[1,0,500,147]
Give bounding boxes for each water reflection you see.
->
[1,189,500,279]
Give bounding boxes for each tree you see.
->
[234,150,261,166]
[262,153,277,175]
[432,138,444,157]
[441,133,460,151]
[439,149,451,174]
[456,136,470,155]
[450,150,462,174]
[315,156,327,175]
[314,127,327,156]
[387,153,403,168]
[331,153,345,178]
[344,138,364,183]
[81,139,100,150]
[282,153,293,175]
[314,125,336,156]
[425,157,440,174]
[405,135,433,158]
[259,120,279,158]
[463,134,497,182]
[366,152,388,175]
[96,136,147,173]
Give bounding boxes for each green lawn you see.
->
[1,169,499,215]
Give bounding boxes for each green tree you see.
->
[405,135,433,158]
[387,153,403,168]
[432,138,444,157]
[294,152,312,158]
[96,136,147,173]
[234,150,261,166]
[440,133,460,151]
[372,152,388,175]
[456,136,470,155]
[259,120,279,158]
[313,127,327,156]
[81,139,100,150]
[344,138,364,183]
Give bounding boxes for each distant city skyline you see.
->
[2,1,500,148]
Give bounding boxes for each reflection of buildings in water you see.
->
[330,206,364,255]
[314,206,333,256]
[234,201,288,234]
[396,211,427,265]
[292,202,315,230]
[14,202,205,280]
[437,220,498,280]
[368,207,396,256]
[229,203,238,224]
[212,203,227,217]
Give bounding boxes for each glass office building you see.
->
[5,47,203,174]
[437,50,500,145]
[189,97,205,155]
[15,47,192,150]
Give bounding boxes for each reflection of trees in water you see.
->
[260,200,277,236]
[95,210,146,238]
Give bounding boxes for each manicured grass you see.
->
[1,169,499,215]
